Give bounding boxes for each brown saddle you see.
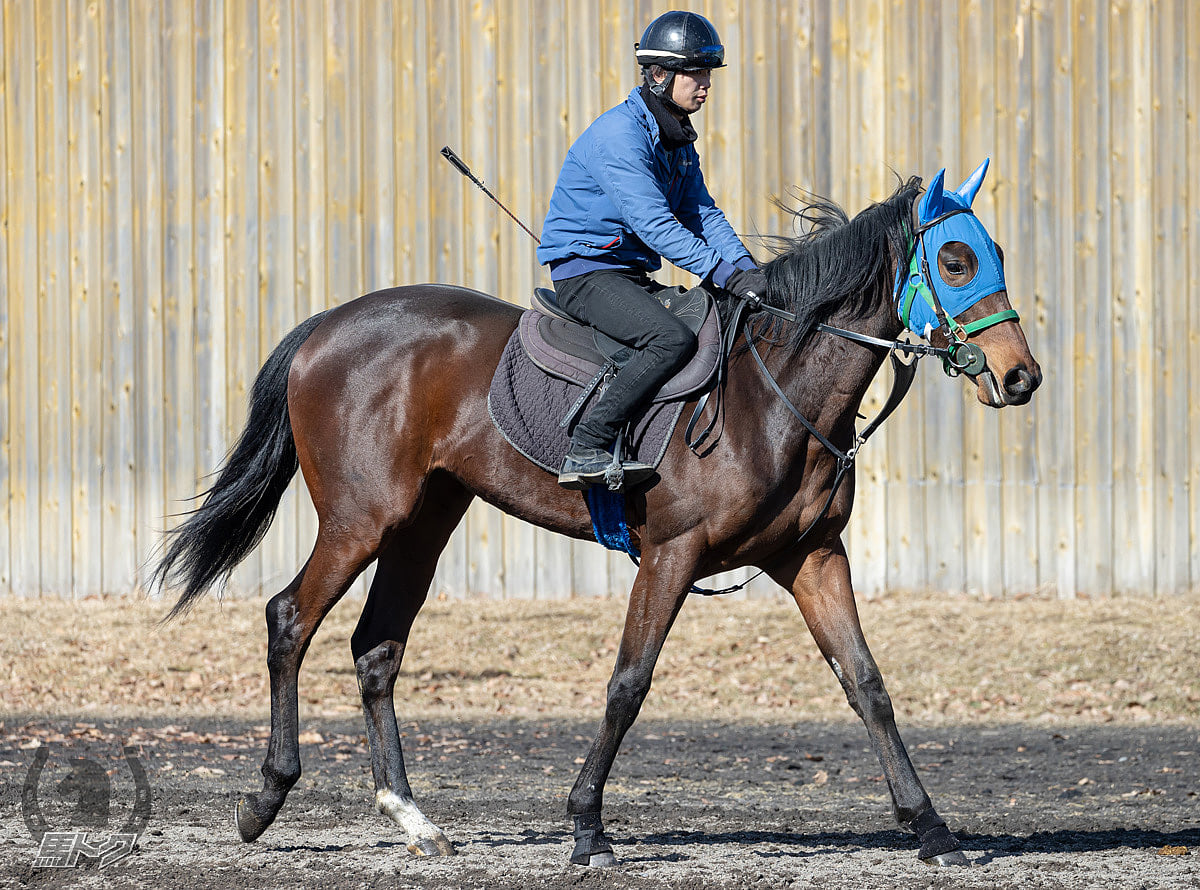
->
[518,286,723,404]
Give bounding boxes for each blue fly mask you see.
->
[895,159,1019,374]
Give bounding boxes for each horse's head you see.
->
[899,160,1042,407]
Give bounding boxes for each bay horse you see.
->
[155,166,1040,867]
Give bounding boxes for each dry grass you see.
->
[2,591,1199,726]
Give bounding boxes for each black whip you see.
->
[440,146,541,244]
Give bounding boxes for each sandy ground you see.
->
[1,593,1198,887]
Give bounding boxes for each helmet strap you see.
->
[643,67,687,115]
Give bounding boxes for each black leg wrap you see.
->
[908,808,961,860]
[570,812,614,865]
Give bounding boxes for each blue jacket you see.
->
[537,88,754,288]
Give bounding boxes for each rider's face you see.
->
[667,69,712,113]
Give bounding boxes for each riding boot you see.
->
[558,441,655,491]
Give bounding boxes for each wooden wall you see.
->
[1,0,1196,599]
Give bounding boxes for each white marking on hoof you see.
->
[584,851,617,867]
[375,790,454,855]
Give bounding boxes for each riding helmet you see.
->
[634,11,726,72]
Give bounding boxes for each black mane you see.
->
[756,176,923,348]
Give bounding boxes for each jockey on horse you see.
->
[538,10,768,491]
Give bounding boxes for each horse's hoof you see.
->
[580,851,617,868]
[922,849,970,867]
[407,834,457,857]
[235,796,272,843]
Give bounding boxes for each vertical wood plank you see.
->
[428,0,471,597]
[809,0,832,196]
[883,0,925,593]
[161,0,197,598]
[844,0,887,597]
[100,0,138,594]
[995,0,1038,596]
[0,0,9,595]
[36,0,72,595]
[130,0,164,592]
[1108,0,1155,596]
[778,0,815,200]
[293,0,325,565]
[362,0,394,294]
[529,0,571,599]
[6,1,40,595]
[224,0,262,597]
[461,0,506,597]
[958,0,1003,598]
[192,0,228,565]
[257,0,299,595]
[1151,0,1188,595]
[1071,0,1113,596]
[565,0,611,599]
[921,0,965,594]
[1188,0,1200,592]
[1029,0,1075,597]
[498,0,538,598]
[393,0,430,288]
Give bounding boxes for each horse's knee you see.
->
[265,593,303,672]
[606,669,651,719]
[832,658,894,724]
[355,640,404,699]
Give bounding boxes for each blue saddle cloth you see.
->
[582,487,640,558]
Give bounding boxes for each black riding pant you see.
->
[553,269,697,451]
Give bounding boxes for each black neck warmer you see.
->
[639,84,698,151]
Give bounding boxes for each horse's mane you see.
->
[755,175,923,349]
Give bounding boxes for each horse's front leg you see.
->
[767,542,969,866]
[566,547,695,867]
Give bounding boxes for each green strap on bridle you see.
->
[897,249,1019,338]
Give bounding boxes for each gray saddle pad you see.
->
[487,327,686,475]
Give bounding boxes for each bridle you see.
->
[681,206,1019,595]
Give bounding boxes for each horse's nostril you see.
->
[1003,366,1034,396]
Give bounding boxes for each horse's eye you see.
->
[946,262,965,275]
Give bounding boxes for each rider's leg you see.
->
[554,269,697,461]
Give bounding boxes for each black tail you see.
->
[155,310,332,620]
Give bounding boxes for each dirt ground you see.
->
[1,593,1199,888]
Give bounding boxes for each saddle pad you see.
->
[517,302,722,402]
[488,324,685,475]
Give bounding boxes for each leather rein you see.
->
[682,211,1008,596]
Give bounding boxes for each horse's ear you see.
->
[919,168,946,222]
[955,158,990,207]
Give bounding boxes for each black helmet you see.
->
[634,11,725,72]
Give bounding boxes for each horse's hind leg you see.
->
[235,526,380,842]
[768,543,969,866]
[352,474,472,857]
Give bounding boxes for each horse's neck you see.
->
[745,285,901,460]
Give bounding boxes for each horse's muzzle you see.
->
[1001,363,1041,406]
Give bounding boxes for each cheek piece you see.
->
[894,159,1020,376]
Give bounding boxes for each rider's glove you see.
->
[724,267,769,304]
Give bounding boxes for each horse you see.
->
[154,163,1041,868]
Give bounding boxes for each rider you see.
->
[538,10,768,490]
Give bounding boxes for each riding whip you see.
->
[439,146,541,244]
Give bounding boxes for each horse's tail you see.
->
[155,309,332,621]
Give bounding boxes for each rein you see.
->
[681,298,923,596]
[681,207,1013,596]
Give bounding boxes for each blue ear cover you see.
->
[898,160,1007,337]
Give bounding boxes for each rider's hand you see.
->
[725,267,768,303]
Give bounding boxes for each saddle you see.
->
[519,286,723,405]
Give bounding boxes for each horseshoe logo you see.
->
[21,744,152,842]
